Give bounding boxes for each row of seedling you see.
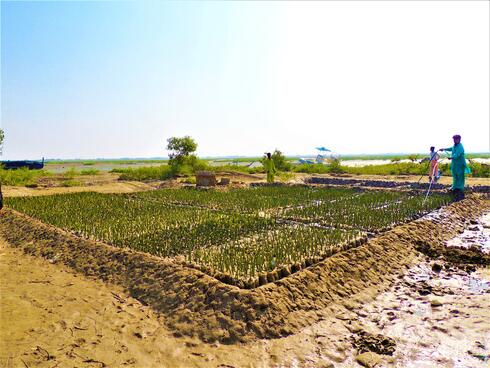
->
[279,191,451,232]
[5,187,452,286]
[129,186,357,213]
[189,225,367,284]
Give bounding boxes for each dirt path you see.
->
[0,238,248,368]
[1,181,155,198]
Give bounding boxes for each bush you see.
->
[277,172,295,182]
[111,156,209,182]
[61,180,82,187]
[80,169,100,175]
[0,168,50,186]
[271,150,291,171]
[343,162,427,176]
[328,159,345,174]
[209,164,262,175]
[468,161,490,178]
[175,155,208,175]
[63,168,79,179]
[111,165,174,181]
[182,176,196,184]
[291,163,330,174]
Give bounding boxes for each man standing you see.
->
[263,152,276,183]
[440,135,468,201]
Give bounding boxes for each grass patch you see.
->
[277,172,295,182]
[467,161,490,178]
[208,164,262,174]
[111,165,174,181]
[61,179,82,187]
[80,168,100,175]
[47,159,168,165]
[63,168,80,179]
[290,161,489,178]
[340,162,429,176]
[0,168,50,186]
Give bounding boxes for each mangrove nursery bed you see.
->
[306,176,490,193]
[1,196,488,343]
[4,186,450,286]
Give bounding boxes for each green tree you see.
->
[166,136,206,175]
[408,154,419,162]
[167,136,197,163]
[328,158,345,174]
[0,128,4,155]
[271,149,291,171]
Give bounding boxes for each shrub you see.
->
[328,159,345,174]
[111,165,174,181]
[61,180,82,187]
[80,169,100,175]
[0,168,49,186]
[468,161,490,178]
[271,150,292,171]
[63,168,79,179]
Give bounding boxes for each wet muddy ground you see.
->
[335,211,490,367]
[337,261,490,367]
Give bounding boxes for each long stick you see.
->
[423,162,438,203]
[424,177,434,203]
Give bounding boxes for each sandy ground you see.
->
[0,238,251,368]
[1,210,490,367]
[2,180,155,198]
[1,172,264,198]
[0,236,352,368]
[2,171,488,199]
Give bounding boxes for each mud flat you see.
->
[1,196,488,345]
[340,261,490,367]
[333,209,490,367]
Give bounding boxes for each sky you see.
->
[1,1,489,160]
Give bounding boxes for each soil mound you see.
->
[352,331,396,355]
[1,197,488,343]
[306,176,490,194]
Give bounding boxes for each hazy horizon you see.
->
[2,1,489,160]
[3,151,490,163]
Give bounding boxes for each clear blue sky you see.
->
[1,1,489,160]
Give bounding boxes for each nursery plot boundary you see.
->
[4,187,451,284]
